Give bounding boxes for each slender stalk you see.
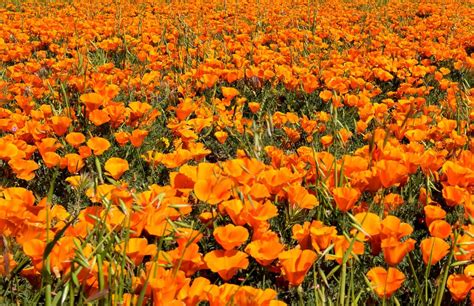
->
[97,254,105,305]
[434,231,457,306]
[45,284,52,306]
[407,253,423,304]
[339,261,347,306]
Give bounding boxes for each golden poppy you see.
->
[214,131,228,144]
[50,116,72,136]
[420,237,450,265]
[310,222,338,253]
[42,152,61,168]
[447,274,472,302]
[213,224,249,250]
[8,158,39,181]
[423,205,446,226]
[245,234,284,266]
[221,87,240,100]
[88,109,110,126]
[203,249,249,281]
[194,163,233,205]
[380,216,413,240]
[87,137,111,155]
[65,132,86,148]
[286,184,319,210]
[381,237,416,266]
[376,160,409,188]
[130,129,148,147]
[428,220,451,239]
[278,248,317,286]
[332,187,361,212]
[104,157,129,180]
[367,267,405,298]
[80,92,104,112]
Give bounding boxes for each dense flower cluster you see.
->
[0,0,473,304]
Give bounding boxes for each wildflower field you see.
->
[0,0,473,304]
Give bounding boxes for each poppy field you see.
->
[0,0,473,304]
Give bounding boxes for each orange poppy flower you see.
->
[42,152,61,168]
[245,200,279,227]
[203,249,249,281]
[36,138,61,156]
[175,98,196,121]
[447,274,472,302]
[130,129,148,147]
[380,216,413,240]
[8,158,39,180]
[221,87,240,100]
[87,137,111,155]
[198,211,216,225]
[245,183,270,200]
[175,227,203,247]
[50,116,72,136]
[428,220,451,239]
[61,153,85,174]
[248,102,260,114]
[309,221,338,253]
[104,157,129,180]
[194,163,233,205]
[367,267,405,298]
[220,199,246,226]
[166,243,204,276]
[232,286,282,305]
[245,233,284,266]
[423,205,446,226]
[286,184,319,209]
[453,228,474,261]
[144,266,187,304]
[465,264,474,277]
[23,238,46,270]
[88,109,110,126]
[332,187,361,212]
[278,248,317,286]
[319,90,332,102]
[353,212,381,239]
[202,74,219,89]
[376,160,409,188]
[442,161,472,187]
[114,131,130,146]
[292,222,311,250]
[65,132,86,148]
[213,224,249,250]
[78,145,92,159]
[65,175,81,188]
[442,185,470,206]
[420,237,450,265]
[321,135,334,147]
[338,128,353,145]
[80,92,103,112]
[0,140,23,161]
[214,131,228,144]
[382,193,404,211]
[381,237,416,266]
[115,238,156,266]
[326,235,364,264]
[178,277,210,305]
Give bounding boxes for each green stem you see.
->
[97,254,105,305]
[434,232,457,306]
[339,261,347,305]
[69,278,74,306]
[45,284,52,306]
[407,253,424,305]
